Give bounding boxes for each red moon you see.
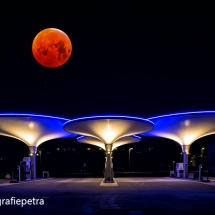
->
[32,28,72,68]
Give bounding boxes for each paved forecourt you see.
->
[0,177,215,214]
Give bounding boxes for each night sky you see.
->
[0,2,215,174]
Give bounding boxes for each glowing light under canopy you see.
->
[64,116,153,151]
[142,111,215,147]
[0,114,77,147]
[77,135,141,150]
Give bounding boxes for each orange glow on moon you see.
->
[32,28,72,68]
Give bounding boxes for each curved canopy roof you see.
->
[77,135,141,150]
[64,116,153,149]
[0,114,77,147]
[142,111,215,146]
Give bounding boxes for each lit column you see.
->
[181,145,190,179]
[104,144,114,182]
[29,146,37,179]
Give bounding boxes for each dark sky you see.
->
[1,2,215,172]
[0,2,215,119]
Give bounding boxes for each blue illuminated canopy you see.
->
[64,115,153,151]
[142,111,215,147]
[0,113,77,147]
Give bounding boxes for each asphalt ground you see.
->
[0,177,215,214]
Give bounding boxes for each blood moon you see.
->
[32,28,72,68]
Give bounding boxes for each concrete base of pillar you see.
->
[100,178,118,186]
